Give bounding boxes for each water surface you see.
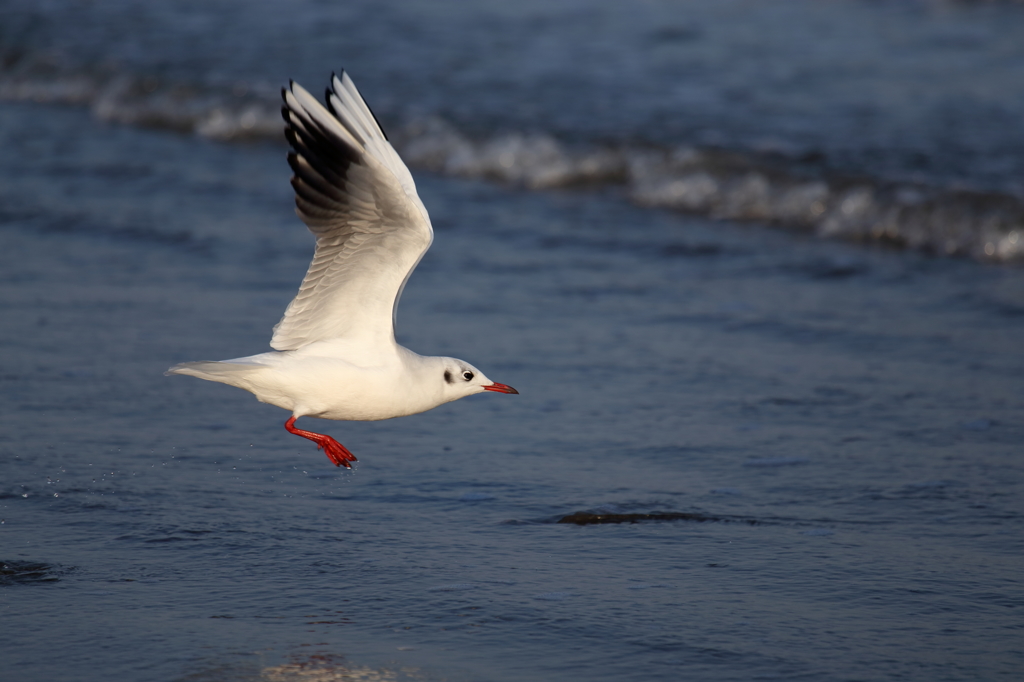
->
[2,2,1024,681]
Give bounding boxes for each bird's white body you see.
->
[175,343,484,422]
[168,72,516,466]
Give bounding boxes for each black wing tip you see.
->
[326,69,344,108]
[328,70,344,97]
[327,69,389,141]
[283,126,301,153]
[363,98,389,142]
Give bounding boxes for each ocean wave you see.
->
[395,119,1024,263]
[0,51,281,140]
[2,52,1021,263]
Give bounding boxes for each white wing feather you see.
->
[271,72,433,352]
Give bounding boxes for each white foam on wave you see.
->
[0,53,281,141]
[393,116,1024,263]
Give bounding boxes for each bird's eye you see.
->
[462,370,474,381]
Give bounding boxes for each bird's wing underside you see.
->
[272,71,433,352]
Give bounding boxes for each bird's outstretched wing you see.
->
[272,72,433,352]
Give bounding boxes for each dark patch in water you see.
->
[789,256,870,279]
[648,25,703,43]
[556,511,760,525]
[660,242,723,257]
[0,560,65,584]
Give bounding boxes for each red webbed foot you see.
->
[316,434,358,468]
[285,416,358,468]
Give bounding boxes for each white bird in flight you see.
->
[167,71,518,468]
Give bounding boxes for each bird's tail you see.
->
[165,360,268,390]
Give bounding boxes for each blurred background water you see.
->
[1,1,1023,681]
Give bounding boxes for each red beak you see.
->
[483,382,519,394]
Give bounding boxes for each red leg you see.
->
[285,416,358,468]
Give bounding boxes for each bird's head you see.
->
[440,358,518,401]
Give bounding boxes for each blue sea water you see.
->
[1,2,1024,681]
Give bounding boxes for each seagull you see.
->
[167,71,518,468]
